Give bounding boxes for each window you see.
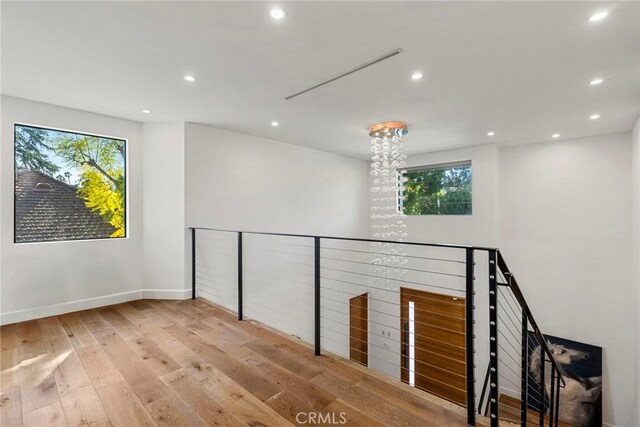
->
[400,161,472,215]
[14,124,127,243]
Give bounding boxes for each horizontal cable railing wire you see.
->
[243,234,316,344]
[318,332,468,395]
[321,255,466,278]
[321,246,467,264]
[321,288,466,322]
[194,229,238,312]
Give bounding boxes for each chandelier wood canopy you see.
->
[368,121,408,138]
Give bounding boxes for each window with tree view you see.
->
[401,162,472,215]
[14,124,126,243]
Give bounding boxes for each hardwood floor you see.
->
[1,298,479,426]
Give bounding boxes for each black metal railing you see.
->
[189,226,563,426]
[487,252,565,426]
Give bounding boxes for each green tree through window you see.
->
[401,163,472,215]
[15,125,60,175]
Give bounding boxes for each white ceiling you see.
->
[2,1,639,159]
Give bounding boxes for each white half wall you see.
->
[0,96,144,324]
[142,122,189,298]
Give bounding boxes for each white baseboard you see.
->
[142,288,191,299]
[0,288,190,325]
[0,290,142,325]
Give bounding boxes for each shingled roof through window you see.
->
[15,170,118,243]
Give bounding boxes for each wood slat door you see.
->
[349,293,368,366]
[400,287,466,406]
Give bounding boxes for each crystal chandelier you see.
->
[369,122,408,302]
[369,121,408,241]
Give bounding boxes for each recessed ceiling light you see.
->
[142,109,152,114]
[184,75,196,82]
[487,131,495,137]
[270,8,286,19]
[411,72,423,80]
[589,11,609,22]
[271,121,279,127]
[589,78,604,86]
[552,133,561,139]
[590,114,601,120]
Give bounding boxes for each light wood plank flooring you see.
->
[1,298,479,426]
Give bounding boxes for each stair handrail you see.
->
[496,250,565,387]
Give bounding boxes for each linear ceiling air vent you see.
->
[284,48,404,100]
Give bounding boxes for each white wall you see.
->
[631,117,640,427]
[185,123,370,237]
[0,96,144,324]
[142,122,189,299]
[499,133,633,427]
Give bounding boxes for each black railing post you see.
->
[314,237,321,356]
[554,375,561,427]
[521,310,529,426]
[238,232,243,321]
[539,346,545,427]
[191,228,196,300]
[549,365,556,427]
[488,250,499,427]
[465,248,476,425]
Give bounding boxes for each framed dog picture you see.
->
[527,333,602,427]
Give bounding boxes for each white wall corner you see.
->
[142,121,189,294]
[631,116,640,427]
